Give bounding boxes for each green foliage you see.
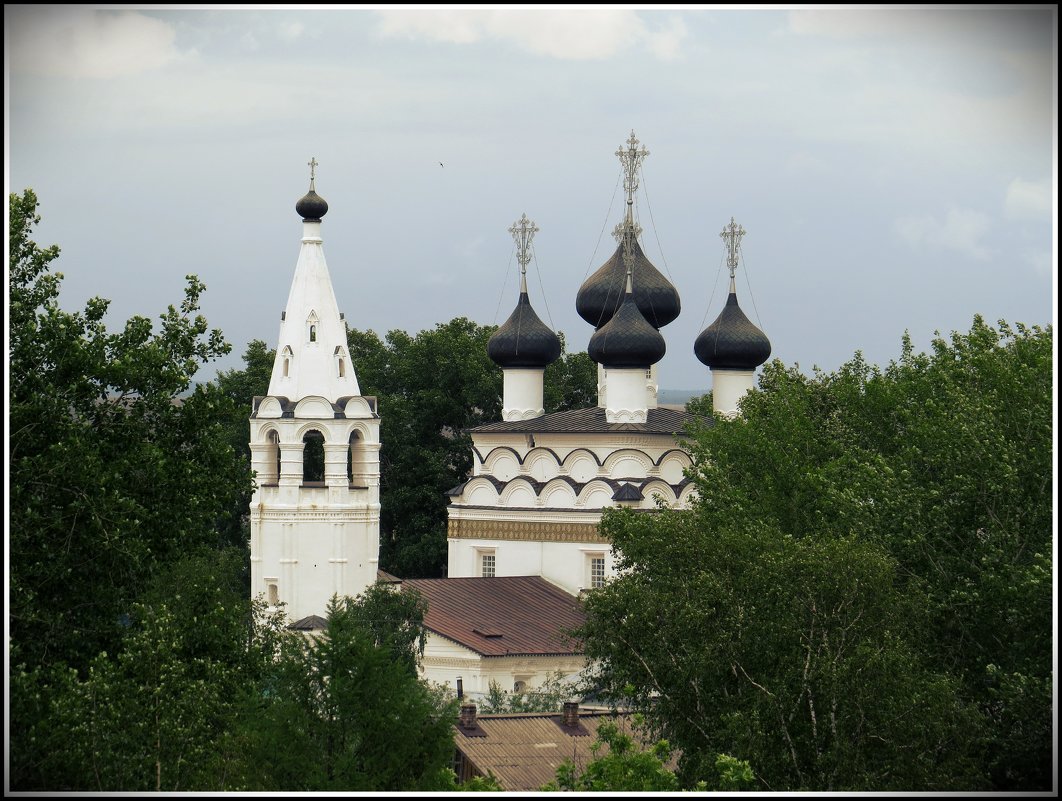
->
[432,769,505,791]
[9,189,251,674]
[580,318,1051,791]
[230,591,459,791]
[211,338,275,464]
[347,320,595,577]
[10,551,285,790]
[540,708,752,794]
[543,332,598,413]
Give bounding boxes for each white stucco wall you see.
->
[418,632,586,698]
[447,537,615,596]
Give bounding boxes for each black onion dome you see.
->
[577,238,680,330]
[487,292,561,369]
[694,292,772,369]
[296,189,328,221]
[588,293,666,368]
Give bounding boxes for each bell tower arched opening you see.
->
[302,429,325,485]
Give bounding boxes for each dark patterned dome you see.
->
[488,292,561,369]
[694,292,771,369]
[296,189,328,221]
[577,238,680,330]
[588,292,666,368]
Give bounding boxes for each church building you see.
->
[248,138,772,698]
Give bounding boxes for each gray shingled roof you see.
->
[470,405,706,435]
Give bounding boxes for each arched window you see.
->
[281,345,293,378]
[334,345,346,379]
[347,430,358,484]
[309,324,317,342]
[513,680,527,693]
[265,429,281,484]
[302,430,325,484]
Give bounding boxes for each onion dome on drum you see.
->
[694,291,771,369]
[295,165,329,224]
[488,291,562,369]
[296,190,328,222]
[695,217,771,371]
[576,237,681,330]
[588,288,666,369]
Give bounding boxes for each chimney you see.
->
[460,702,477,729]
[456,676,463,699]
[562,701,579,727]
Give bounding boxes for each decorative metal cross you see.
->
[616,130,649,213]
[308,157,319,188]
[509,213,539,293]
[720,217,746,281]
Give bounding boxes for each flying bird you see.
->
[439,162,444,168]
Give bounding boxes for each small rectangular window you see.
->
[590,556,606,589]
[480,551,496,578]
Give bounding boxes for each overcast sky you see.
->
[6,5,1057,392]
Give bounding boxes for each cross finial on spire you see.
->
[720,217,746,291]
[308,157,319,189]
[616,130,649,219]
[509,213,539,294]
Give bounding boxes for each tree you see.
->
[542,716,754,792]
[10,550,285,791]
[545,719,681,792]
[578,317,1051,791]
[581,508,986,791]
[230,590,459,791]
[211,338,276,464]
[9,189,252,674]
[687,318,1053,790]
[543,333,597,413]
[347,320,596,577]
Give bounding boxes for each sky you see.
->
[6,5,1057,393]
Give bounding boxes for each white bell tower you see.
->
[249,158,381,624]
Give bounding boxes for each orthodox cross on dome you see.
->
[509,213,538,294]
[307,156,319,190]
[615,131,648,283]
[720,217,746,291]
[616,130,649,215]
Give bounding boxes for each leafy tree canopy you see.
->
[579,317,1052,791]
[230,590,459,791]
[9,189,251,674]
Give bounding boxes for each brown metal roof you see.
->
[470,405,707,435]
[402,576,585,657]
[454,710,663,791]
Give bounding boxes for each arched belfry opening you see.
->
[350,431,363,480]
[263,429,281,485]
[306,310,319,343]
[302,429,325,484]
